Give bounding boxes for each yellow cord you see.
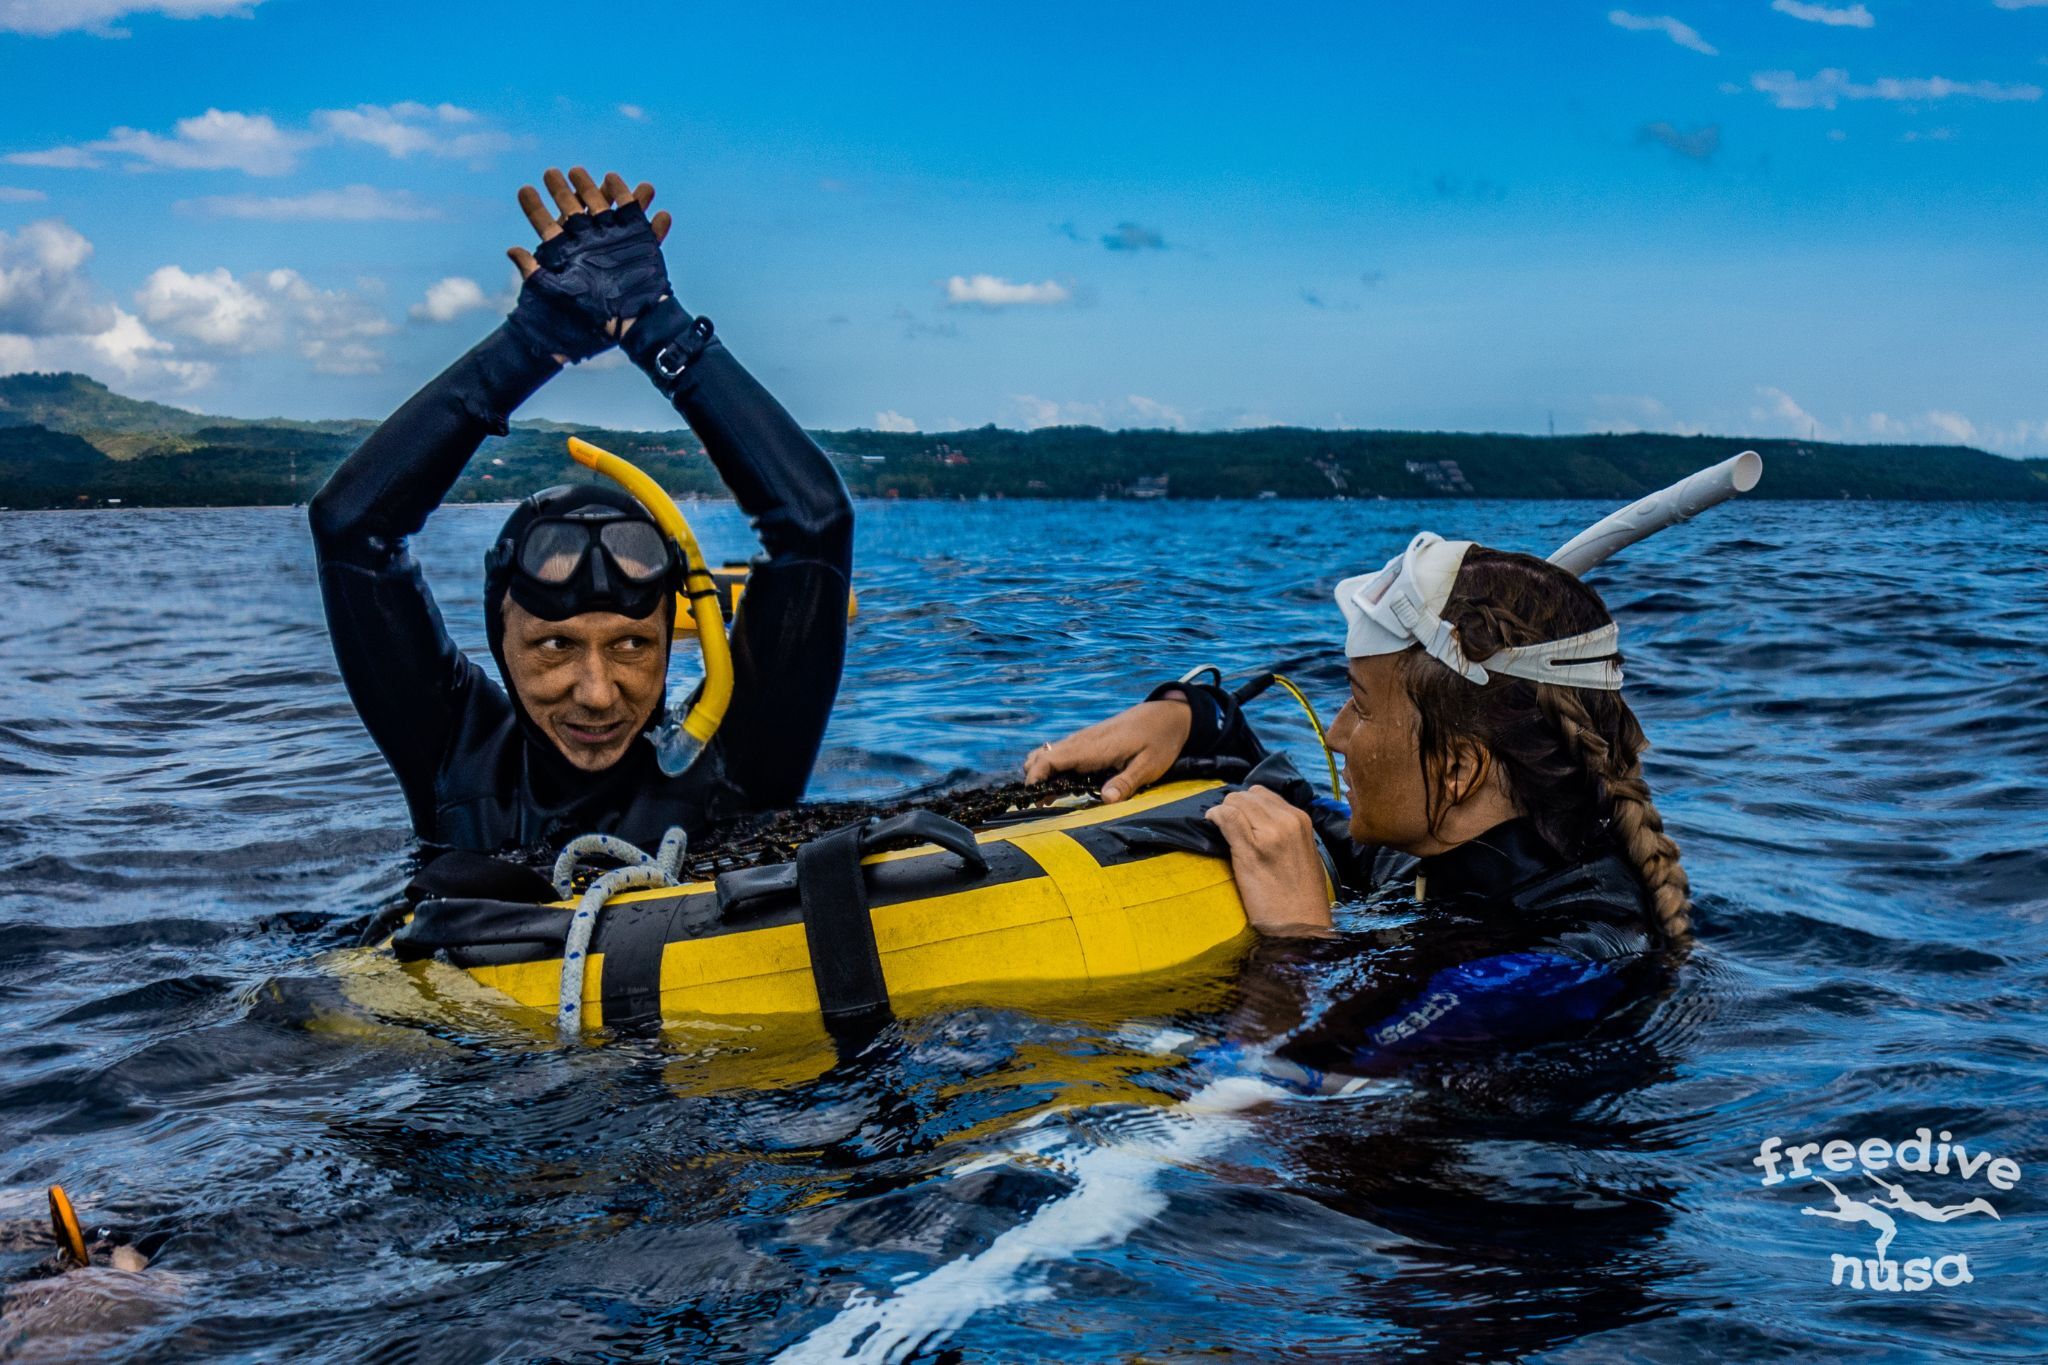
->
[565,437,734,746]
[1270,673,1343,802]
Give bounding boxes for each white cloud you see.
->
[1771,1,1874,27]
[1607,10,1718,55]
[1011,394,1066,429]
[1867,410,1991,445]
[1901,127,1959,142]
[86,307,211,386]
[1124,394,1187,430]
[1924,410,1978,443]
[7,108,308,176]
[1007,393,1191,430]
[872,410,918,432]
[8,102,511,177]
[314,102,510,163]
[1752,68,2043,109]
[0,305,216,391]
[0,218,210,393]
[1752,385,1826,438]
[133,262,393,370]
[177,185,440,221]
[294,339,381,375]
[101,109,308,175]
[0,0,265,37]
[135,264,271,348]
[4,146,103,169]
[0,218,113,336]
[409,275,496,323]
[942,274,1072,308]
[0,186,48,201]
[1993,1,2048,9]
[264,267,395,372]
[617,103,648,122]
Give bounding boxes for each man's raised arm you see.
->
[307,324,561,829]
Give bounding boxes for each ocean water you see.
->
[0,497,2043,1362]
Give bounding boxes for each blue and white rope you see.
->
[550,827,688,1043]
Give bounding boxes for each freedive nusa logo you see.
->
[1754,1128,2016,1291]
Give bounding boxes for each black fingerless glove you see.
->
[504,201,673,363]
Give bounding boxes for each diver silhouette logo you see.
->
[1754,1128,2017,1292]
[1803,1177,1902,1261]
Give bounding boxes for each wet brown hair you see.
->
[1395,547,1692,943]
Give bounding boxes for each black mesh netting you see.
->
[550,771,1113,892]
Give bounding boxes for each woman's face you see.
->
[1326,653,1440,851]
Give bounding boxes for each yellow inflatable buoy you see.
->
[399,779,1264,1034]
[678,563,858,638]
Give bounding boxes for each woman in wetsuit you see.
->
[311,169,852,856]
[1028,534,1690,1074]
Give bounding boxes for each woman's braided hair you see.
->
[1394,547,1693,943]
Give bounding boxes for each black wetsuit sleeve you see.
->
[307,325,559,829]
[642,327,854,811]
[1145,677,1384,892]
[1145,679,1270,768]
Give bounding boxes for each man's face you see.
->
[500,598,669,771]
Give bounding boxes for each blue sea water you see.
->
[0,497,2043,1361]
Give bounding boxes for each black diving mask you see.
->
[489,505,677,623]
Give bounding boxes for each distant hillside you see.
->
[2,370,2045,510]
[0,371,378,457]
[0,372,219,441]
[816,426,2048,504]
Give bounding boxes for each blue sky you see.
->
[0,0,2043,453]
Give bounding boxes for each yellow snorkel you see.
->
[567,437,734,775]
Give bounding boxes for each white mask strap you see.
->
[1478,624,1624,690]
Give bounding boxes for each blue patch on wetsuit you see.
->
[1344,951,1630,1069]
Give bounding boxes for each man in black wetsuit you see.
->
[311,169,851,855]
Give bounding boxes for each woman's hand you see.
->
[1023,697,1191,803]
[503,167,674,363]
[1205,786,1334,936]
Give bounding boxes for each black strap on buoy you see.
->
[796,823,887,1027]
[796,811,989,1035]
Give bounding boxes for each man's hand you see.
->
[1205,786,1334,936]
[504,167,674,363]
[1023,697,1191,803]
[509,167,673,315]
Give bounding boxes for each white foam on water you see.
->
[772,1076,1285,1365]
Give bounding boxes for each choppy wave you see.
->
[1,499,2043,1361]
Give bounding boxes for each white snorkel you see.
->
[1335,451,1764,687]
[1548,450,1763,577]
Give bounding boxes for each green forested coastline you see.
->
[3,371,2044,509]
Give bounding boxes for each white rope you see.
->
[550,826,688,1043]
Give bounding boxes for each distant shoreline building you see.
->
[1405,458,1473,493]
